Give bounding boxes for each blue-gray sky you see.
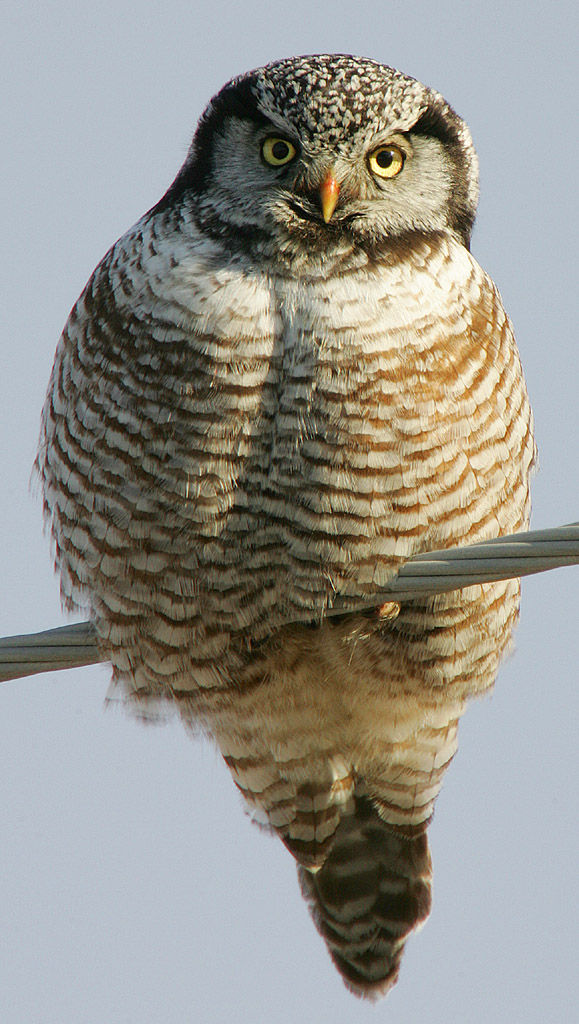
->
[2,2,578,1021]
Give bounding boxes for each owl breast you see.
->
[40,218,534,702]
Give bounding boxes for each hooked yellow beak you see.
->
[319,171,340,223]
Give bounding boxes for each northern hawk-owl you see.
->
[38,55,536,998]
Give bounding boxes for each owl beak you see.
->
[319,171,340,223]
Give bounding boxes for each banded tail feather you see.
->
[298,795,432,999]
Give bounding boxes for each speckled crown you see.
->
[249,55,429,148]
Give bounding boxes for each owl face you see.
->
[158,55,479,263]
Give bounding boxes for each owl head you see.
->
[156,55,479,262]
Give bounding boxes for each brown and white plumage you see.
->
[37,55,536,997]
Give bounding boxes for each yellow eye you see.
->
[368,144,405,179]
[261,137,297,167]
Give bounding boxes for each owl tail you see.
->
[297,795,432,1000]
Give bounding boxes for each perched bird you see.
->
[37,55,536,998]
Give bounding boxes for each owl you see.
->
[37,55,536,998]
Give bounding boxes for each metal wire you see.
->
[2,521,578,683]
